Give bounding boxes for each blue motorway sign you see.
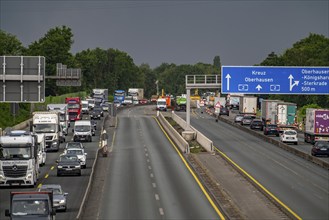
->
[221,66,329,94]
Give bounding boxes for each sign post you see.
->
[221,66,329,94]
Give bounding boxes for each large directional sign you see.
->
[0,56,45,102]
[221,66,329,94]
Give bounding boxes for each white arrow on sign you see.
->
[288,74,299,91]
[256,84,262,91]
[225,74,231,91]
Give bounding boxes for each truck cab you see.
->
[156,98,167,111]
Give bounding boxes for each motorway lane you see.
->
[178,110,329,219]
[0,114,104,220]
[99,106,221,220]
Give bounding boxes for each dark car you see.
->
[250,119,264,130]
[56,154,81,176]
[219,107,229,116]
[90,107,102,120]
[263,124,279,136]
[311,141,329,157]
[241,115,256,125]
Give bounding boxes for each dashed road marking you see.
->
[50,166,54,170]
[152,182,156,188]
[155,194,160,201]
[148,166,152,170]
[150,173,154,178]
[45,174,49,178]
[159,208,164,216]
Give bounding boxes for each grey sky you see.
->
[1,0,328,68]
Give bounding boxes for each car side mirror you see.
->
[72,129,74,132]
[5,209,10,216]
[51,209,56,215]
[56,160,59,163]
[85,153,87,156]
[64,192,68,196]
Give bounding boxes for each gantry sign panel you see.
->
[0,56,45,103]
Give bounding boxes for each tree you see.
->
[0,30,25,55]
[213,55,221,69]
[259,52,284,66]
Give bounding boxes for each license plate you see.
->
[321,148,327,151]
[66,168,72,171]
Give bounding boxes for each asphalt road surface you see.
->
[98,107,221,220]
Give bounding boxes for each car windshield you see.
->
[40,187,62,195]
[157,101,166,105]
[285,131,297,135]
[267,124,277,128]
[12,200,49,215]
[316,142,329,148]
[34,124,57,133]
[66,149,83,155]
[67,103,80,109]
[0,146,32,160]
[94,107,102,111]
[60,155,78,162]
[75,125,90,132]
[66,143,82,148]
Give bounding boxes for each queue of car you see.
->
[219,108,328,157]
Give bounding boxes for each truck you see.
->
[0,134,39,187]
[92,88,108,102]
[175,95,187,111]
[239,96,257,114]
[32,111,64,152]
[47,104,70,135]
[226,95,241,110]
[276,102,298,133]
[114,90,126,104]
[261,100,282,124]
[304,108,329,144]
[81,100,90,114]
[128,88,144,101]
[5,191,56,219]
[65,97,81,121]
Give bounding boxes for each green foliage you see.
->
[213,55,221,69]
[0,30,25,55]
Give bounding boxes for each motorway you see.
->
[178,108,329,219]
[0,114,103,220]
[98,107,221,219]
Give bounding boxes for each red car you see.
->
[139,99,148,104]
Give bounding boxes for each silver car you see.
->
[38,184,68,212]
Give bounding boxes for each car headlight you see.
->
[75,165,80,168]
[57,166,63,168]
[0,174,5,180]
[52,140,58,146]
[59,199,65,204]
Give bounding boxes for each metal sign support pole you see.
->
[186,89,191,131]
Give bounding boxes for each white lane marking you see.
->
[152,182,156,188]
[147,159,150,163]
[150,173,154,178]
[144,148,148,152]
[159,208,164,216]
[155,194,160,201]
[148,166,152,170]
[145,153,149,157]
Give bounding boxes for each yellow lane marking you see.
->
[37,183,42,189]
[154,116,225,220]
[45,174,49,179]
[215,147,302,220]
[50,166,54,170]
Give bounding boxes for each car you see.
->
[91,120,97,130]
[219,106,229,116]
[280,130,298,145]
[56,154,81,176]
[65,142,84,150]
[101,101,109,111]
[234,114,244,123]
[263,124,279,136]
[241,115,256,125]
[113,100,121,108]
[90,107,103,120]
[250,119,264,130]
[311,141,329,157]
[73,120,93,142]
[38,184,68,212]
[139,99,148,104]
[65,148,87,169]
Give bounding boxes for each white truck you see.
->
[239,96,257,114]
[81,100,90,114]
[47,104,70,135]
[0,134,39,187]
[261,100,282,124]
[156,98,167,111]
[92,88,108,102]
[32,111,64,152]
[128,88,144,102]
[304,108,329,144]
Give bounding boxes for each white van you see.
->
[73,120,93,142]
[156,98,167,111]
[81,100,89,114]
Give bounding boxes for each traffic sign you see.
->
[0,56,45,102]
[221,66,329,94]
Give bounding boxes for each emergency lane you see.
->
[98,107,222,220]
[178,110,329,219]
[0,114,105,220]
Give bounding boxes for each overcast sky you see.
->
[1,0,328,68]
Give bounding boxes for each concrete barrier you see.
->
[158,112,189,154]
[172,112,213,152]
